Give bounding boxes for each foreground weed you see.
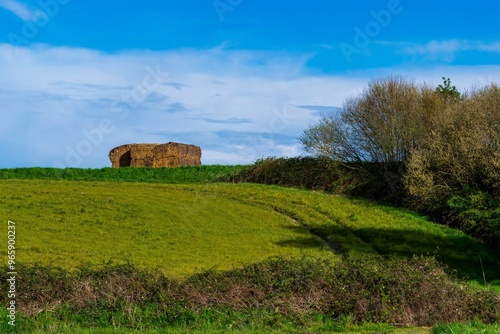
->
[0,257,498,331]
[432,321,500,334]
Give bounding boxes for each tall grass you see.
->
[432,322,500,334]
[0,165,245,183]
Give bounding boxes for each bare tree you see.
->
[300,76,422,164]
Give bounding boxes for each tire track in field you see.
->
[215,187,376,257]
[270,205,345,254]
[311,206,386,256]
[270,205,379,258]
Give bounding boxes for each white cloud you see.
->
[400,40,500,62]
[1,43,500,168]
[476,41,500,53]
[1,43,366,168]
[0,0,41,21]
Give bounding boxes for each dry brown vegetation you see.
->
[6,257,500,328]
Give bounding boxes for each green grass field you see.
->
[1,180,331,277]
[2,179,498,286]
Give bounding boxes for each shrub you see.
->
[404,84,500,209]
[403,84,500,250]
[3,257,499,330]
[446,192,500,251]
[300,76,423,164]
[299,76,500,249]
[224,156,403,200]
[225,156,344,192]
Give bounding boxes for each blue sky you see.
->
[1,0,500,167]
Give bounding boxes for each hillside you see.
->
[3,180,329,276]
[2,178,498,284]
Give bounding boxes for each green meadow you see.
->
[0,165,244,183]
[2,180,329,276]
[1,179,498,285]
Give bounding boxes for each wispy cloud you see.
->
[400,40,500,62]
[164,102,187,113]
[295,105,342,115]
[201,117,253,124]
[164,82,187,91]
[0,0,40,21]
[475,41,500,53]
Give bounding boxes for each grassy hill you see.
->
[0,167,499,333]
[2,179,499,285]
[3,180,329,276]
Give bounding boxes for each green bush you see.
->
[225,156,405,201]
[446,192,500,251]
[225,156,344,192]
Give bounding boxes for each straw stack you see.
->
[129,144,157,167]
[109,142,202,168]
[109,144,131,168]
[153,142,202,168]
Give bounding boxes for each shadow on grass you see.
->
[276,224,500,286]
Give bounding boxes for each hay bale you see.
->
[129,144,157,167]
[153,142,202,168]
[109,144,158,167]
[109,144,132,168]
[109,142,202,168]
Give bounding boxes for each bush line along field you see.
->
[1,166,499,333]
[1,257,499,333]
